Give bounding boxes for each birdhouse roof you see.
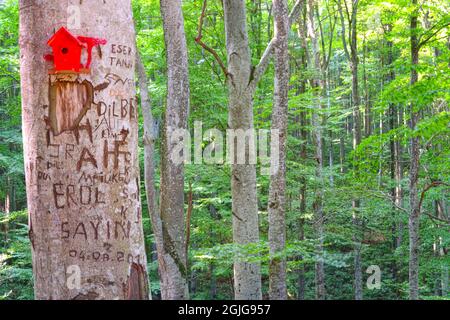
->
[47,27,83,47]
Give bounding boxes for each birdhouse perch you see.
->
[45,27,107,74]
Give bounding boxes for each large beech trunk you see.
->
[223,0,261,299]
[19,0,149,300]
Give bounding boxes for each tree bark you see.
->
[395,106,404,249]
[297,33,308,301]
[307,0,326,300]
[3,176,10,239]
[159,0,190,300]
[223,0,262,300]
[338,0,363,300]
[436,199,448,296]
[216,0,301,299]
[19,0,149,299]
[362,38,371,137]
[268,0,289,300]
[136,52,158,301]
[409,0,420,300]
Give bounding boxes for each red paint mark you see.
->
[77,36,107,69]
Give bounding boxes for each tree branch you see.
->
[337,0,350,61]
[418,19,450,49]
[195,0,229,78]
[0,74,18,82]
[248,0,304,91]
[373,189,450,225]
[418,181,450,213]
[317,2,337,70]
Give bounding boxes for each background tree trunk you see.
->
[307,0,326,300]
[297,36,308,301]
[408,0,420,300]
[19,0,149,300]
[3,176,10,239]
[268,0,289,300]
[159,0,190,300]
[136,52,158,301]
[339,0,363,300]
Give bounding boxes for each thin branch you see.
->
[195,0,229,78]
[423,212,450,225]
[337,0,350,61]
[248,0,303,91]
[418,181,450,213]
[0,74,18,82]
[316,2,337,70]
[418,19,450,49]
[373,190,450,225]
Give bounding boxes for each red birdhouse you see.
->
[46,27,107,74]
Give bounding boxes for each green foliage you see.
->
[0,0,449,300]
[0,210,33,300]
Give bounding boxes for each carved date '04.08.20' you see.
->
[68,249,142,264]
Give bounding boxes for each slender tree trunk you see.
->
[19,0,149,299]
[350,2,363,301]
[338,0,362,300]
[385,30,402,283]
[220,0,301,299]
[437,199,448,296]
[307,0,326,300]
[339,135,345,174]
[136,52,158,301]
[327,70,334,186]
[159,0,190,300]
[297,40,308,301]
[209,263,217,299]
[268,0,289,300]
[3,176,10,239]
[395,106,404,249]
[409,0,420,300]
[363,39,371,137]
[385,28,404,250]
[389,102,399,281]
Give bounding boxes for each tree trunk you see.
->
[3,176,10,239]
[307,0,326,300]
[19,0,149,300]
[409,0,420,300]
[385,30,402,283]
[268,0,289,300]
[297,37,308,301]
[362,39,371,137]
[159,0,190,300]
[347,0,363,300]
[395,106,404,249]
[136,52,158,301]
[209,263,217,299]
[223,0,262,300]
[435,200,448,296]
[327,71,334,187]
